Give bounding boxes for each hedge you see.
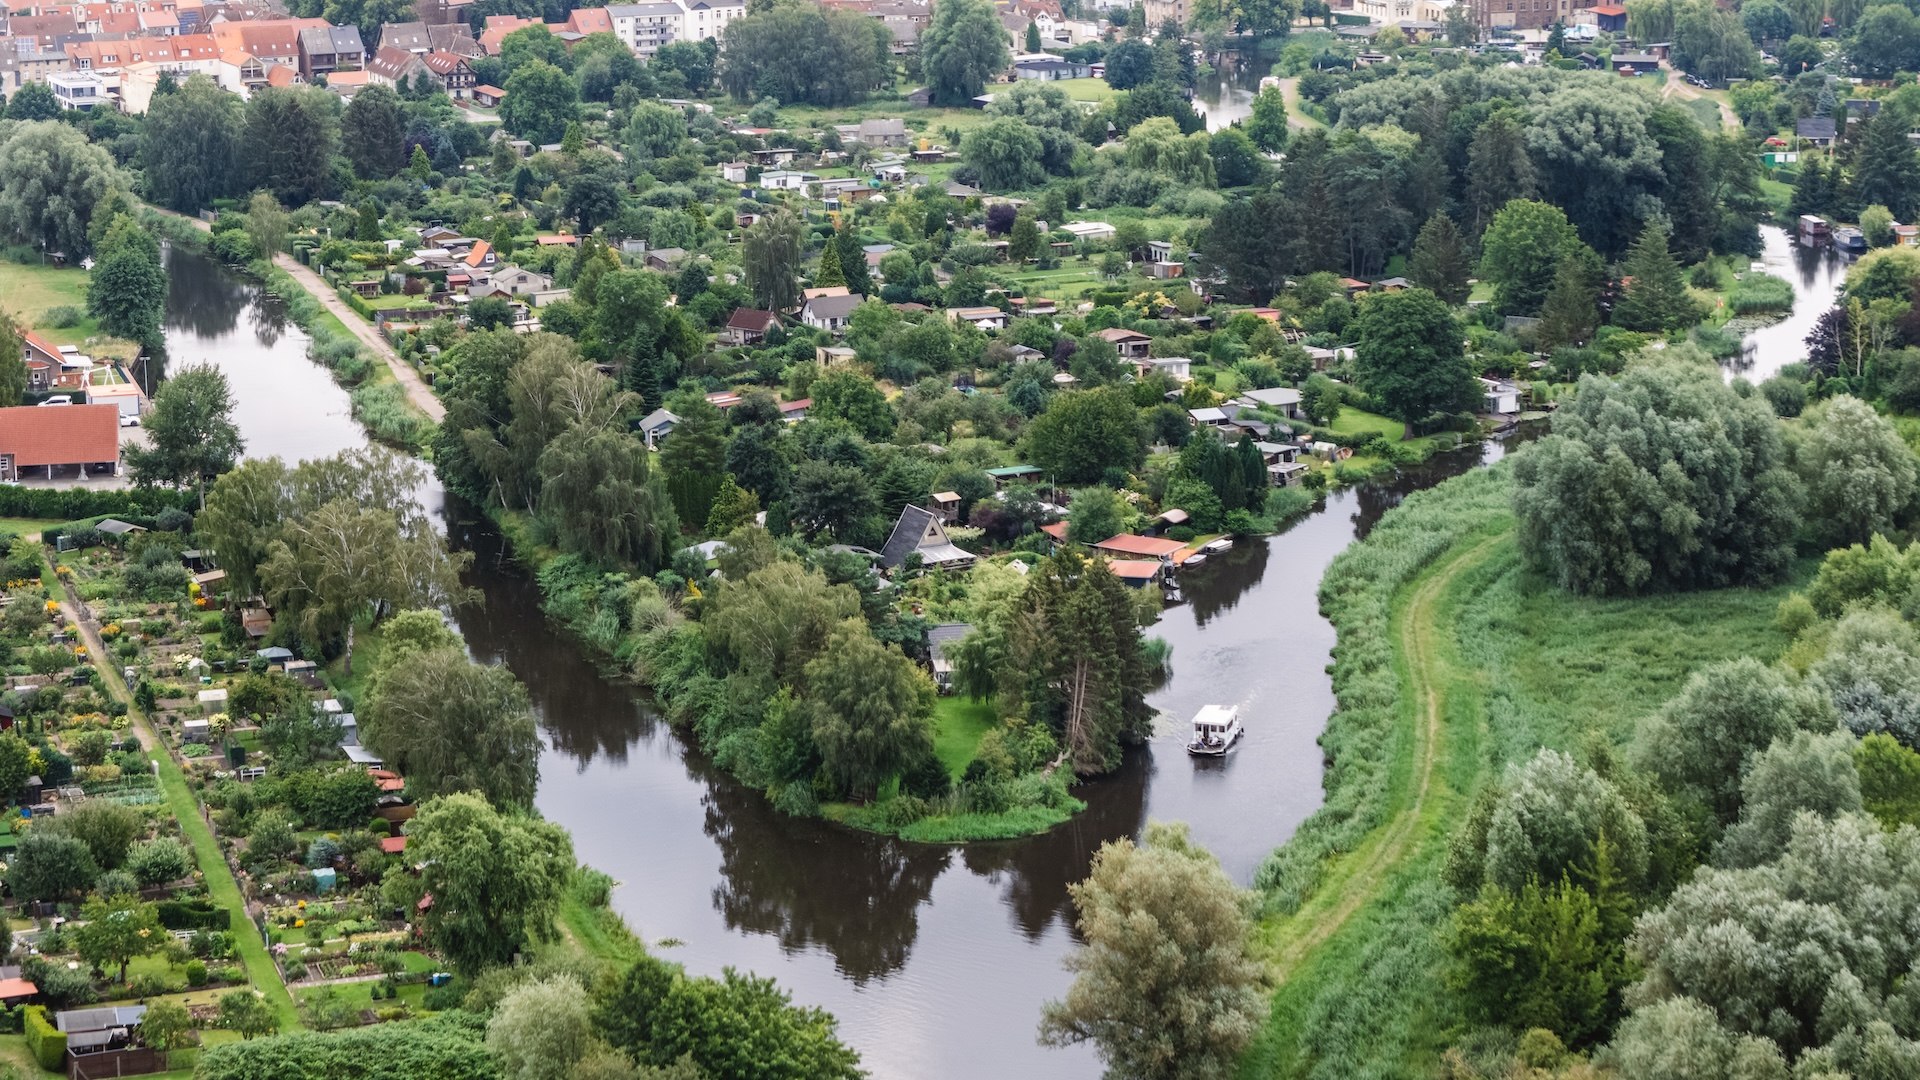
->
[24,1005,65,1070]
[157,898,233,932]
[335,286,378,321]
[0,486,194,524]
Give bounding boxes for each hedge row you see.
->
[157,898,232,932]
[0,486,194,524]
[24,1004,65,1070]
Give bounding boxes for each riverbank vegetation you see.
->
[1246,342,1920,1076]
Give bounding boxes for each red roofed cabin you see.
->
[1588,4,1628,32]
[20,330,86,392]
[0,405,120,481]
[1089,534,1186,560]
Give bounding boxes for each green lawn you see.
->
[1329,408,1405,440]
[1246,468,1808,1077]
[932,696,996,779]
[1055,78,1120,103]
[0,518,63,538]
[0,257,138,361]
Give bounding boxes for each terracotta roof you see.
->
[564,6,612,34]
[421,49,468,74]
[0,978,37,999]
[473,83,505,96]
[1094,327,1150,343]
[20,329,62,366]
[265,62,297,86]
[380,836,407,854]
[464,240,491,267]
[0,405,118,467]
[1588,4,1627,13]
[327,69,370,86]
[1105,559,1163,580]
[1089,534,1185,558]
[1039,521,1069,542]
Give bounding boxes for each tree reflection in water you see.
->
[163,246,244,340]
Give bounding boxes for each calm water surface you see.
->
[1727,224,1847,383]
[1193,50,1275,132]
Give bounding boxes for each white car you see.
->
[119,414,140,428]
[38,396,71,406]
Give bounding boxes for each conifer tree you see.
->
[1612,222,1697,334]
[814,239,847,289]
[1537,254,1599,350]
[1407,212,1472,305]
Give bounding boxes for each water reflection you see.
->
[1728,225,1846,384]
[163,244,247,341]
[1180,539,1272,627]
[1193,50,1276,132]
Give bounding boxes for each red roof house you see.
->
[723,308,781,345]
[0,404,120,480]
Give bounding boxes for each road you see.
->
[1660,64,1740,128]
[153,207,446,423]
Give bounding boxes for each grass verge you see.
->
[1240,466,1806,1078]
[932,696,995,779]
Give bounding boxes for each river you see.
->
[1193,49,1275,132]
[1726,223,1846,384]
[154,217,1827,1078]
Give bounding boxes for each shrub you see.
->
[44,306,83,328]
[23,1005,64,1070]
[185,959,209,987]
[1728,273,1793,314]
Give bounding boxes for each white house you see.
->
[1479,377,1521,415]
[1060,221,1117,242]
[1133,356,1192,382]
[801,293,864,335]
[759,169,814,192]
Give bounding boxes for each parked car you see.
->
[38,396,71,406]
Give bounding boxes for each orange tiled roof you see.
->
[0,405,119,467]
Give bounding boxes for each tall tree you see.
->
[340,83,408,180]
[1478,199,1583,315]
[73,893,164,983]
[1022,387,1144,485]
[245,191,290,261]
[1536,251,1601,350]
[1352,288,1479,428]
[1611,221,1698,333]
[86,214,167,348]
[804,618,937,799]
[365,647,540,808]
[1004,550,1151,774]
[1514,364,1803,598]
[1406,212,1471,305]
[241,86,339,206]
[1245,85,1290,153]
[1794,394,1918,547]
[140,74,243,212]
[500,60,578,145]
[538,423,678,572]
[743,210,803,312]
[407,793,574,976]
[1852,109,1920,221]
[921,0,1012,105]
[1040,823,1266,1079]
[125,364,244,506]
[1466,114,1537,237]
[0,120,122,258]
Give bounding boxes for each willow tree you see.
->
[743,210,803,312]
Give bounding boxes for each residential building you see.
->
[801,293,865,334]
[638,407,679,449]
[878,505,977,570]
[478,14,538,53]
[1093,327,1152,359]
[296,24,365,79]
[1472,0,1584,31]
[723,308,781,345]
[835,117,909,146]
[378,21,480,57]
[946,306,1008,330]
[48,69,106,108]
[606,2,684,57]
[366,45,429,88]
[470,265,549,297]
[421,49,475,95]
[1012,56,1088,80]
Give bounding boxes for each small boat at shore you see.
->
[1202,537,1233,554]
[1183,552,1208,567]
[1187,705,1242,757]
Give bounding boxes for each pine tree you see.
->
[409,144,432,181]
[1851,112,1919,221]
[561,120,585,156]
[1026,20,1042,51]
[1407,212,1472,305]
[1232,434,1266,510]
[705,475,761,536]
[814,242,846,288]
[832,229,872,297]
[1004,550,1150,775]
[1537,255,1599,350]
[1612,222,1696,334]
[1789,155,1828,219]
[356,200,382,242]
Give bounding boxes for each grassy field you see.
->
[1243,467,1804,1078]
[932,696,996,779]
[1328,408,1406,441]
[0,257,139,361]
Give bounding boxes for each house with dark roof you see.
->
[0,404,119,480]
[925,622,972,690]
[1797,116,1838,146]
[296,25,364,78]
[879,505,977,571]
[638,408,679,449]
[1094,326,1152,359]
[723,308,780,345]
[379,21,480,57]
